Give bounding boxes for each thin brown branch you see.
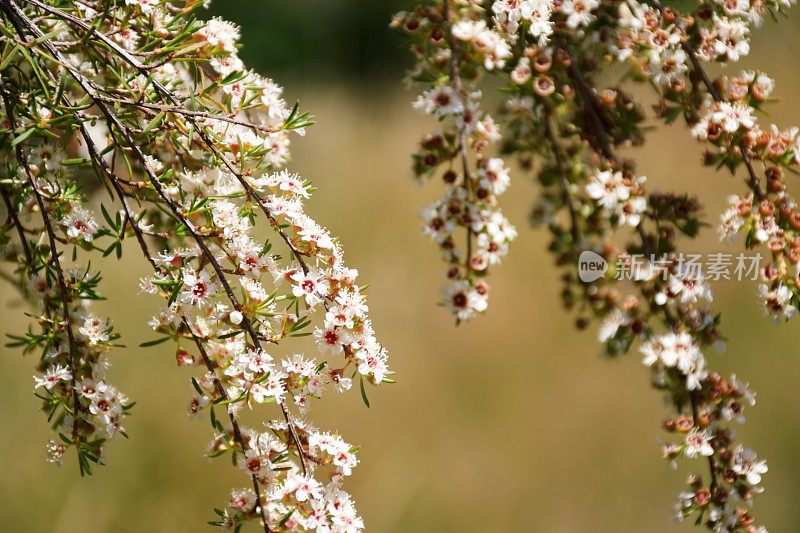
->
[543,106,581,245]
[554,33,717,490]
[442,0,474,273]
[0,75,84,443]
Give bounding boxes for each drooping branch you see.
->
[1,1,388,530]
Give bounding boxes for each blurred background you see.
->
[2,1,800,531]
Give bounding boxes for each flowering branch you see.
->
[0,80,86,448]
[393,1,518,321]
[613,0,800,323]
[395,1,780,529]
[0,1,391,530]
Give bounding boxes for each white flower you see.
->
[356,347,389,383]
[290,269,330,307]
[240,276,269,303]
[694,102,757,140]
[421,203,454,243]
[228,489,256,511]
[560,0,599,29]
[238,447,270,477]
[478,158,511,195]
[61,206,98,242]
[250,370,287,404]
[598,309,629,342]
[640,332,707,390]
[493,0,554,43]
[586,170,630,210]
[413,86,464,117]
[314,326,344,355]
[195,17,240,53]
[684,428,714,459]
[668,266,713,304]
[453,20,512,70]
[617,196,647,227]
[180,268,218,308]
[77,313,110,345]
[269,169,310,198]
[286,473,324,502]
[34,364,72,391]
[731,446,768,486]
[718,194,748,241]
[759,283,797,322]
[443,280,488,321]
[711,15,751,62]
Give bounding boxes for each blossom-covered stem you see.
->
[85,113,272,530]
[96,98,312,476]
[3,1,386,528]
[106,93,314,477]
[547,37,749,530]
[395,2,519,321]
[13,0,307,485]
[682,45,765,202]
[558,43,721,486]
[186,319,273,533]
[29,7,373,479]
[543,84,727,526]
[397,0,776,527]
[64,62,273,533]
[0,79,84,442]
[443,0,475,269]
[33,0,315,280]
[543,108,580,245]
[86,104,270,533]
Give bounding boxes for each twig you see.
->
[0,73,84,444]
[443,0,474,273]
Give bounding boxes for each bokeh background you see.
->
[2,2,800,531]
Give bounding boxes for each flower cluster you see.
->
[612,0,800,327]
[1,125,130,473]
[395,0,795,529]
[212,421,363,531]
[641,332,708,391]
[0,1,389,530]
[585,169,648,228]
[689,73,800,323]
[393,1,518,321]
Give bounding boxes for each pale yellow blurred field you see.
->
[2,24,800,533]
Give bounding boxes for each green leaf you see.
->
[359,376,370,408]
[278,510,295,528]
[0,45,20,72]
[143,112,167,133]
[10,127,36,147]
[139,337,171,348]
[191,377,204,397]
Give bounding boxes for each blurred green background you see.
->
[2,2,800,532]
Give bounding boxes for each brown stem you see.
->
[645,0,765,201]
[555,33,717,490]
[543,106,581,245]
[442,0,474,274]
[0,76,84,444]
[0,187,34,267]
